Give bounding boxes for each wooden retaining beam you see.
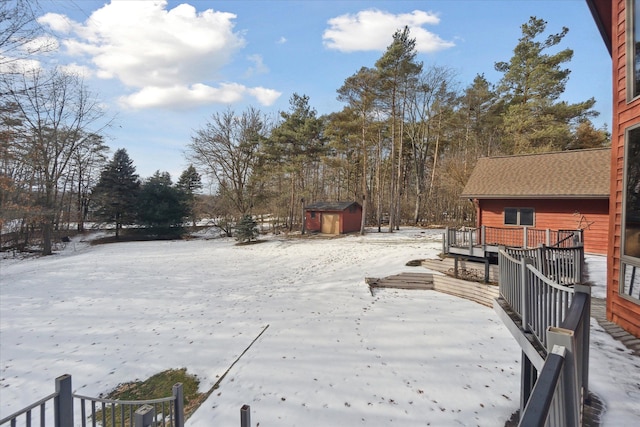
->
[365,272,434,290]
[366,271,499,308]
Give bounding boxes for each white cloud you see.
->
[277,36,287,44]
[39,0,281,110]
[22,36,59,54]
[323,9,455,53]
[247,87,282,106]
[59,63,93,78]
[120,83,282,109]
[245,54,268,77]
[0,56,41,74]
[37,13,73,33]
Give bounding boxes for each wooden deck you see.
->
[365,272,434,290]
[444,226,584,260]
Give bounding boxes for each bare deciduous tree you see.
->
[187,107,271,217]
[2,67,107,254]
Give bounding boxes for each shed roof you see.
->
[460,148,611,199]
[305,201,361,211]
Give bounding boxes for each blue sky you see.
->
[27,0,611,182]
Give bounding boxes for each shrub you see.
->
[235,215,258,243]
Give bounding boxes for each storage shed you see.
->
[461,148,611,255]
[304,201,362,235]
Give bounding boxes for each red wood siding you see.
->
[477,199,609,254]
[608,0,640,337]
[304,205,362,234]
[305,212,322,232]
[341,207,362,233]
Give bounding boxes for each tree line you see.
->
[1,9,609,254]
[186,18,608,234]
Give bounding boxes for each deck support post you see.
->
[454,256,459,278]
[520,351,537,415]
[484,258,490,283]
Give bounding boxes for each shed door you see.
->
[321,213,340,234]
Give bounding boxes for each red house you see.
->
[460,148,611,255]
[588,0,640,338]
[304,201,362,235]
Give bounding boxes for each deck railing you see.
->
[0,375,184,427]
[485,226,529,247]
[497,245,590,426]
[498,246,583,349]
[445,226,583,255]
[445,226,479,250]
[518,292,591,426]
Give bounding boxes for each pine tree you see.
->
[337,66,378,234]
[137,171,189,231]
[374,26,423,231]
[177,165,202,226]
[495,17,597,154]
[235,214,258,243]
[91,149,140,239]
[263,94,325,231]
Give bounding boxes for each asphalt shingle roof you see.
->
[460,148,611,199]
[305,201,360,211]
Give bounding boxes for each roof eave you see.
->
[461,194,610,200]
[586,0,612,56]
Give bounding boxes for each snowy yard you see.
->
[1,228,638,426]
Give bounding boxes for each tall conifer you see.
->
[92,149,140,238]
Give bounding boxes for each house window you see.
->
[310,211,316,219]
[628,0,640,99]
[504,208,535,226]
[621,126,640,301]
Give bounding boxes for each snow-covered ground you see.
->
[1,228,638,426]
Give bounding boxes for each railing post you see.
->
[547,327,580,427]
[520,257,532,332]
[241,404,251,427]
[468,228,473,253]
[519,345,567,427]
[572,285,592,403]
[173,383,185,427]
[481,225,486,247]
[546,228,551,246]
[577,244,585,284]
[523,226,528,248]
[54,374,73,427]
[442,230,447,254]
[135,404,155,427]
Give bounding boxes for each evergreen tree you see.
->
[263,94,325,231]
[137,171,189,230]
[92,149,140,239]
[337,66,379,234]
[235,214,258,243]
[177,165,202,226]
[495,17,597,154]
[374,26,423,231]
[564,121,610,150]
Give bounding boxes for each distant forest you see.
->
[1,7,609,254]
